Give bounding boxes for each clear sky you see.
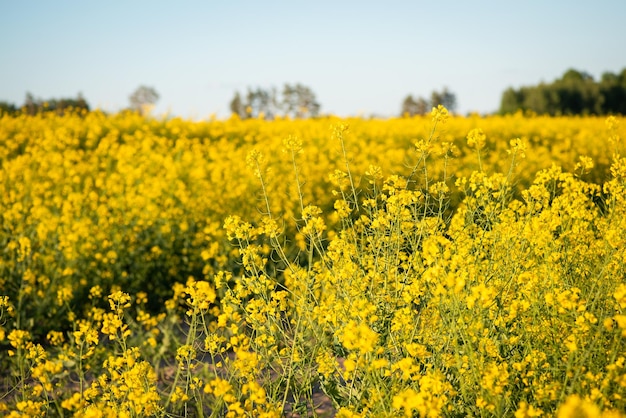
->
[1,0,625,118]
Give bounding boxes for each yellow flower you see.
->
[480,361,509,396]
[246,149,265,178]
[467,128,487,150]
[466,283,497,309]
[101,312,127,339]
[56,284,73,306]
[243,380,267,405]
[176,344,196,364]
[233,349,260,378]
[107,291,131,311]
[575,155,594,173]
[337,320,378,355]
[282,135,302,154]
[89,285,103,299]
[17,236,32,262]
[14,400,46,416]
[365,164,383,183]
[206,377,229,395]
[0,296,13,314]
[431,104,449,124]
[508,137,527,158]
[184,277,216,312]
[614,284,626,310]
[170,386,190,403]
[392,357,420,381]
[515,401,544,417]
[316,348,338,378]
[302,204,323,221]
[61,392,83,411]
[135,291,148,305]
[392,373,453,418]
[8,329,31,350]
[73,320,99,348]
[557,395,600,418]
[606,115,619,130]
[336,407,364,417]
[334,199,352,218]
[370,358,389,370]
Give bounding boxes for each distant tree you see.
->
[19,92,90,115]
[246,87,275,119]
[267,86,281,118]
[416,97,429,115]
[499,67,626,115]
[229,83,320,120]
[24,92,37,115]
[48,92,90,115]
[0,101,17,115]
[229,91,246,118]
[400,88,456,116]
[129,85,159,115]
[282,83,320,118]
[600,70,626,114]
[523,85,551,114]
[499,87,524,114]
[282,84,299,117]
[554,69,599,115]
[400,95,428,116]
[400,95,417,117]
[430,87,457,113]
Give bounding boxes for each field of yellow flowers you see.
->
[1,107,626,417]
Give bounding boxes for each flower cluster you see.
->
[1,109,626,416]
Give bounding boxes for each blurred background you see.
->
[1,0,625,118]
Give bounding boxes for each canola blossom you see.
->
[1,109,626,416]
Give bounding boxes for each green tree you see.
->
[0,101,17,115]
[554,69,599,115]
[499,67,626,115]
[499,87,524,114]
[600,70,626,114]
[522,85,551,114]
[19,92,90,115]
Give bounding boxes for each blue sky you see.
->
[1,1,625,118]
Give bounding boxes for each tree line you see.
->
[400,87,457,116]
[229,83,320,119]
[499,68,626,115]
[0,92,90,116]
[3,69,625,118]
[0,86,159,117]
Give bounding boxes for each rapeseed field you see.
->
[1,107,626,417]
